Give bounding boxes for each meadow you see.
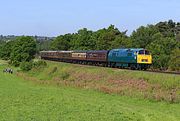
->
[0,61,180,121]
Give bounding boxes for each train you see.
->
[40,48,152,70]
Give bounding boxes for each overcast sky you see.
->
[0,0,180,36]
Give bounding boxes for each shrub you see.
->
[169,48,180,71]
[33,60,47,69]
[20,61,33,71]
[20,60,47,72]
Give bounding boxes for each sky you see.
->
[0,0,180,37]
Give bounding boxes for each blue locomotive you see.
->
[108,48,152,70]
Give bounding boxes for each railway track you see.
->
[111,67,180,75]
[65,62,180,75]
[80,63,180,75]
[45,60,180,75]
[145,70,180,75]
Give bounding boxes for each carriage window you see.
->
[93,54,98,57]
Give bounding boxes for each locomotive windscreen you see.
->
[138,50,150,55]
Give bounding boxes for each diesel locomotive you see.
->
[40,48,152,70]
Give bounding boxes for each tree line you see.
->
[0,20,179,71]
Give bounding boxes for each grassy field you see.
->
[0,61,180,121]
[25,61,180,102]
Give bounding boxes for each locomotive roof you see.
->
[40,51,73,53]
[72,50,88,53]
[87,50,109,53]
[110,48,145,52]
[40,51,58,53]
[40,49,147,53]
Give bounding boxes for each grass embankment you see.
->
[0,61,180,121]
[23,60,180,103]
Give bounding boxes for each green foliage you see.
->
[111,34,132,48]
[169,48,180,71]
[37,40,51,51]
[51,34,71,50]
[10,36,36,66]
[20,60,47,72]
[147,33,178,69]
[156,20,176,37]
[73,28,96,50]
[20,61,33,71]
[131,25,159,48]
[0,40,16,60]
[96,25,121,50]
[50,25,129,51]
[33,60,47,69]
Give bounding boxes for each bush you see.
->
[20,61,33,71]
[169,48,180,71]
[20,60,47,72]
[33,60,47,69]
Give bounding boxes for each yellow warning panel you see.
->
[137,55,152,64]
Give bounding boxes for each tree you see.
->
[111,33,132,48]
[96,25,121,50]
[169,48,180,71]
[147,33,178,70]
[51,34,73,50]
[10,36,36,66]
[37,40,51,51]
[175,23,180,41]
[131,25,158,48]
[0,40,15,60]
[156,20,176,37]
[72,28,95,50]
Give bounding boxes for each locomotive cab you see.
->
[137,49,152,64]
